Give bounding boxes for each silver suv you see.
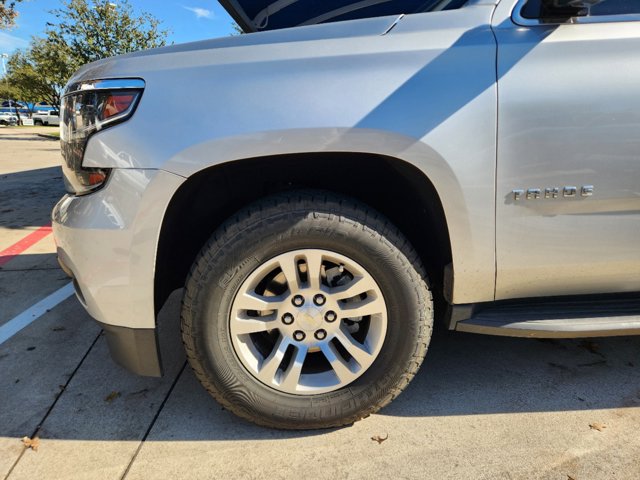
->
[53,0,640,429]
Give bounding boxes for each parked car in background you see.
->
[33,110,60,126]
[53,0,640,430]
[0,111,18,126]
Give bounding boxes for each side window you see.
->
[589,0,640,16]
[521,0,640,21]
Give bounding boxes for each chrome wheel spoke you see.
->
[235,291,283,313]
[232,317,277,335]
[321,342,357,384]
[334,327,373,366]
[279,345,308,391]
[278,255,301,293]
[338,295,385,319]
[257,335,290,384]
[331,275,377,301]
[304,250,323,290]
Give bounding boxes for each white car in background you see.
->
[33,110,60,126]
[0,111,18,126]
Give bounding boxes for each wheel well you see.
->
[155,152,452,317]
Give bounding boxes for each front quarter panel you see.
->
[81,6,498,304]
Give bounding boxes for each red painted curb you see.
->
[0,225,53,267]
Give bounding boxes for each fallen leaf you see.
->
[21,436,39,451]
[105,391,121,403]
[371,433,389,444]
[567,475,577,480]
[589,422,606,432]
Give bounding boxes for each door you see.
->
[493,0,640,300]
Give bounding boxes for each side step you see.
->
[456,295,640,338]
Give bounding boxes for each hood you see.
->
[219,0,442,32]
[68,12,403,84]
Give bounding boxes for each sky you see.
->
[0,0,236,57]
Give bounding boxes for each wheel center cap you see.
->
[297,306,323,331]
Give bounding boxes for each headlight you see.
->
[60,78,145,195]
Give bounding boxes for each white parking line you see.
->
[0,282,75,346]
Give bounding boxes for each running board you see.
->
[456,296,640,338]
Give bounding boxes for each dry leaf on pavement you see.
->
[21,436,39,451]
[105,391,121,403]
[589,422,606,432]
[371,433,389,444]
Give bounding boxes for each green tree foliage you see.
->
[0,80,20,107]
[0,0,22,29]
[5,0,169,110]
[48,0,170,68]
[6,38,75,112]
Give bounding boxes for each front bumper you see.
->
[52,168,184,376]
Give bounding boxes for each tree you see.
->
[0,0,22,29]
[47,0,170,68]
[5,0,169,112]
[0,80,19,106]
[6,38,74,113]
[231,22,244,35]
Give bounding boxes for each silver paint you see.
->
[53,0,640,332]
[493,0,640,299]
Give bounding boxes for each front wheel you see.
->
[181,191,433,429]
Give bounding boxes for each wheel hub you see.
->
[296,304,324,332]
[229,249,387,395]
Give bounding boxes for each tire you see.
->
[0,121,6,126]
[34,120,41,126]
[181,190,433,429]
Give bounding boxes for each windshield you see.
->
[220,0,469,32]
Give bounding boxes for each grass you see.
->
[38,130,60,139]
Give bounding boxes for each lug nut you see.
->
[292,295,305,307]
[293,330,306,341]
[282,313,294,325]
[313,294,326,306]
[324,311,337,323]
[314,329,327,341]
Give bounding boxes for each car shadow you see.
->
[382,327,640,419]
[142,298,640,441]
[3,275,638,444]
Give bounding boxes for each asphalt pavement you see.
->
[1,125,639,480]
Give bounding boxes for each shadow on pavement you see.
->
[3,284,638,443]
[384,327,640,418]
[0,167,65,230]
[0,136,58,143]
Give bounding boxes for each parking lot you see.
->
[0,125,639,480]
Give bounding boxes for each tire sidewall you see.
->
[185,205,429,425]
